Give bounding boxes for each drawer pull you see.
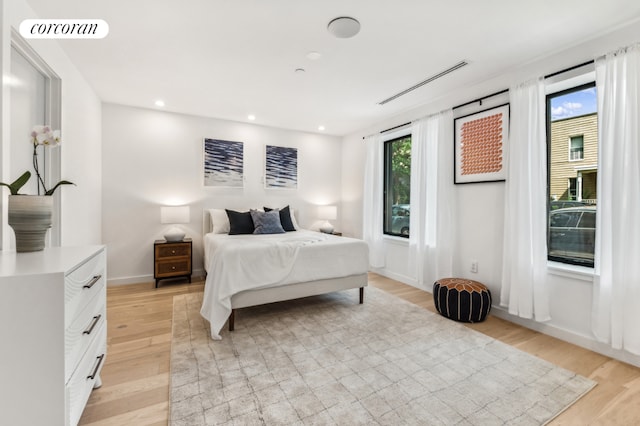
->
[83,314,102,335]
[87,354,105,380]
[171,250,176,254]
[171,266,176,270]
[83,275,102,289]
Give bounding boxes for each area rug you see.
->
[170,287,595,425]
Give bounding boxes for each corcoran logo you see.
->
[19,19,109,39]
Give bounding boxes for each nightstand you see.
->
[154,238,192,288]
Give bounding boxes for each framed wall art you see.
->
[265,145,297,189]
[203,138,244,187]
[454,103,509,184]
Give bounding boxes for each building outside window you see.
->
[383,134,411,237]
[547,83,598,266]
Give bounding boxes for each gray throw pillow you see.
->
[250,209,285,234]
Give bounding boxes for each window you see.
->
[547,82,597,266]
[568,177,577,200]
[383,134,411,237]
[569,135,584,160]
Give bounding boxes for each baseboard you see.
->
[371,268,419,289]
[107,274,152,286]
[107,268,206,286]
[490,305,640,369]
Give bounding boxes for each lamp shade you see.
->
[318,205,337,220]
[160,206,190,224]
[160,206,190,242]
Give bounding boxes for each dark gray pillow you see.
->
[250,210,285,234]
[226,209,254,234]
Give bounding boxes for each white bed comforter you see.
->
[200,230,369,339]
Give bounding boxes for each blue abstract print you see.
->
[204,138,244,187]
[265,145,297,189]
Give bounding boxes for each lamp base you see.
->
[319,221,334,234]
[164,226,185,242]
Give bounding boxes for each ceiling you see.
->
[23,0,640,136]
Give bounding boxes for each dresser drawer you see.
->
[65,249,106,329]
[156,259,191,276]
[65,291,106,383]
[156,244,190,259]
[67,322,106,426]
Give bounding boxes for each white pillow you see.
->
[290,208,300,230]
[208,209,230,234]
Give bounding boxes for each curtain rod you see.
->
[381,121,411,134]
[361,108,450,141]
[452,88,509,110]
[362,122,411,140]
[544,60,594,79]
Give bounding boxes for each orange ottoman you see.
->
[433,278,492,323]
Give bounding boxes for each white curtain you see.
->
[362,134,385,268]
[500,78,551,321]
[408,110,455,286]
[592,43,640,354]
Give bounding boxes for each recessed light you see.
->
[295,68,306,74]
[318,125,325,131]
[306,51,322,60]
[155,100,165,107]
[327,17,360,39]
[247,114,256,121]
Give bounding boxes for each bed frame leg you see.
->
[359,287,364,304]
[229,309,235,331]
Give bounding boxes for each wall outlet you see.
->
[470,260,478,273]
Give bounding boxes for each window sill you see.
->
[383,235,410,246]
[547,261,594,282]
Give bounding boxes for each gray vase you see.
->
[8,195,53,252]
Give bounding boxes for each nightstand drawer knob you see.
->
[171,250,176,254]
[172,266,176,270]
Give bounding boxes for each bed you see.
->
[200,208,369,339]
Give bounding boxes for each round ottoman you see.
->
[433,278,491,323]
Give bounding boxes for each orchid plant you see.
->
[0,125,74,196]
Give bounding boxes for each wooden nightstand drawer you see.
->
[154,238,192,288]
[156,244,190,259]
[156,259,191,276]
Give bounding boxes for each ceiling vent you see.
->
[378,60,468,105]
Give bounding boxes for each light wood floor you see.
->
[79,273,640,425]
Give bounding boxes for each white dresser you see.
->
[0,245,107,426]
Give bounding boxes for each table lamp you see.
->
[318,205,337,234]
[160,206,190,242]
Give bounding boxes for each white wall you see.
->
[341,20,640,367]
[102,103,342,284]
[0,0,102,248]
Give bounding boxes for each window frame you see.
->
[546,81,597,268]
[382,133,412,239]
